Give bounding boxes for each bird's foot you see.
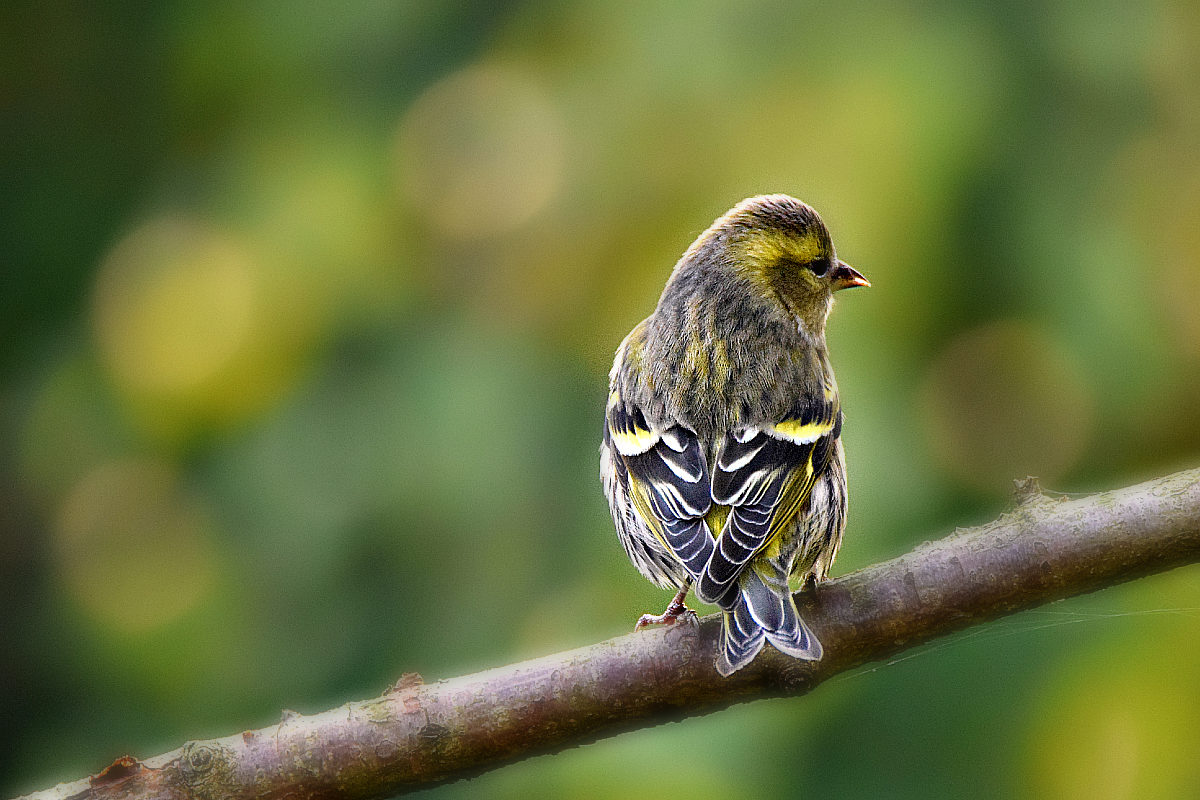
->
[634,597,698,631]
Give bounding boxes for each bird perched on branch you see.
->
[600,195,868,676]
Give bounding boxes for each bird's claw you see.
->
[634,605,699,631]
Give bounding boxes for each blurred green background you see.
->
[4,1,1200,798]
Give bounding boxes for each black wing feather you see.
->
[698,431,810,603]
[697,395,841,606]
[609,404,716,581]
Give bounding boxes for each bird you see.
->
[599,194,868,676]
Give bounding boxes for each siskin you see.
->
[600,195,868,676]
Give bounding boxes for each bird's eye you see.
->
[806,258,832,277]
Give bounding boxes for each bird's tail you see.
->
[716,566,822,676]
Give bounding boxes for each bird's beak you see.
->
[831,260,870,291]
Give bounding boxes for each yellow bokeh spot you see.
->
[394,63,565,239]
[919,320,1094,493]
[1025,584,1200,799]
[89,215,317,441]
[54,459,216,633]
[93,217,255,396]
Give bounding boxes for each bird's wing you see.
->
[696,394,842,605]
[606,398,715,581]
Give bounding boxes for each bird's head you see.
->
[697,194,869,335]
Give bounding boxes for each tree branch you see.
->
[18,468,1200,800]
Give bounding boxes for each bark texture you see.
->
[17,468,1200,800]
